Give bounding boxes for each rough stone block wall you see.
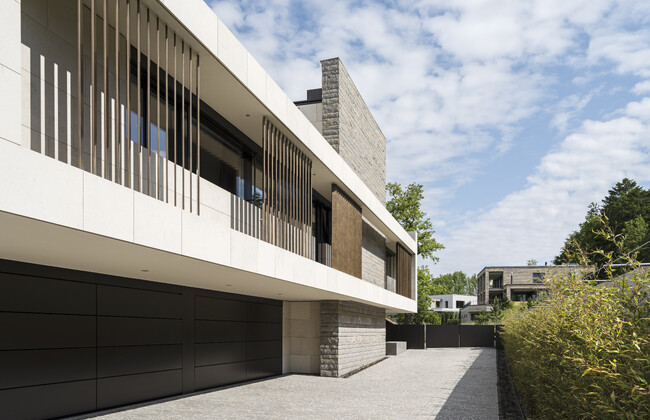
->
[320,301,386,377]
[362,218,386,288]
[321,58,386,204]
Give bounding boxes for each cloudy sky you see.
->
[207,0,650,275]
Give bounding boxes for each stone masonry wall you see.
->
[320,301,386,377]
[321,58,386,204]
[362,218,386,288]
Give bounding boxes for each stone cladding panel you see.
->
[320,300,386,377]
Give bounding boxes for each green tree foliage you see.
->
[394,266,441,325]
[386,182,444,261]
[386,182,444,325]
[526,259,538,266]
[474,297,514,325]
[430,271,477,296]
[438,312,460,325]
[502,226,650,418]
[555,178,650,266]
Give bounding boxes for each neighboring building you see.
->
[460,304,493,324]
[0,1,417,418]
[476,265,587,304]
[429,294,477,313]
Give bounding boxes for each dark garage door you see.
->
[0,259,282,420]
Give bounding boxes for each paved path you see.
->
[81,348,498,420]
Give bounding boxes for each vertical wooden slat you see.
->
[263,119,266,241]
[273,127,278,244]
[156,16,160,199]
[267,120,271,243]
[136,0,141,192]
[269,125,274,244]
[165,25,168,203]
[173,33,177,206]
[303,154,306,257]
[279,130,282,247]
[181,40,185,210]
[125,0,131,188]
[91,0,96,174]
[292,144,296,252]
[189,47,192,213]
[114,0,120,184]
[293,144,297,253]
[272,126,274,243]
[289,139,292,251]
[308,160,312,259]
[146,8,150,196]
[103,0,109,179]
[281,131,286,249]
[279,129,283,248]
[77,0,83,169]
[265,120,269,242]
[302,151,305,257]
[196,54,201,215]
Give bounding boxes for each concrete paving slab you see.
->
[77,348,498,420]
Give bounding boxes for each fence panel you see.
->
[460,325,495,347]
[426,325,460,347]
[385,324,424,349]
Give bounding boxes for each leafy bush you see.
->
[501,228,649,418]
[474,297,515,325]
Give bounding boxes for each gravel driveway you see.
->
[76,348,498,420]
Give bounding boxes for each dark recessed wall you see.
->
[0,259,282,420]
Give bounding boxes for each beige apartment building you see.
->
[476,265,588,304]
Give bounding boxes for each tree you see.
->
[555,178,650,266]
[526,259,538,266]
[431,271,477,296]
[386,182,444,261]
[474,297,514,325]
[394,266,440,324]
[386,182,444,324]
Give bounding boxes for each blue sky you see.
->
[207,0,650,275]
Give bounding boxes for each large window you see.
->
[532,272,545,284]
[128,48,262,205]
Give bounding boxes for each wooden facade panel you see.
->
[261,118,312,259]
[331,185,362,278]
[396,243,413,299]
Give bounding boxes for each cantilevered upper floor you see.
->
[0,0,417,313]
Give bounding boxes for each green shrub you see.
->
[502,261,649,418]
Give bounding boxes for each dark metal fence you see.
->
[387,323,496,349]
[426,325,460,347]
[385,324,425,349]
[459,325,495,347]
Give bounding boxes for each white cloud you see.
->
[208,0,650,275]
[432,100,650,275]
[633,81,650,94]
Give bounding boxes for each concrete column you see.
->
[283,301,321,374]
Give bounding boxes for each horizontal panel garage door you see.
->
[0,259,282,420]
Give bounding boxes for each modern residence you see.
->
[460,304,492,324]
[429,294,477,313]
[0,1,417,418]
[476,265,586,304]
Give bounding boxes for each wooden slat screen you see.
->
[262,118,312,259]
[72,0,200,212]
[396,243,414,299]
[331,185,362,278]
